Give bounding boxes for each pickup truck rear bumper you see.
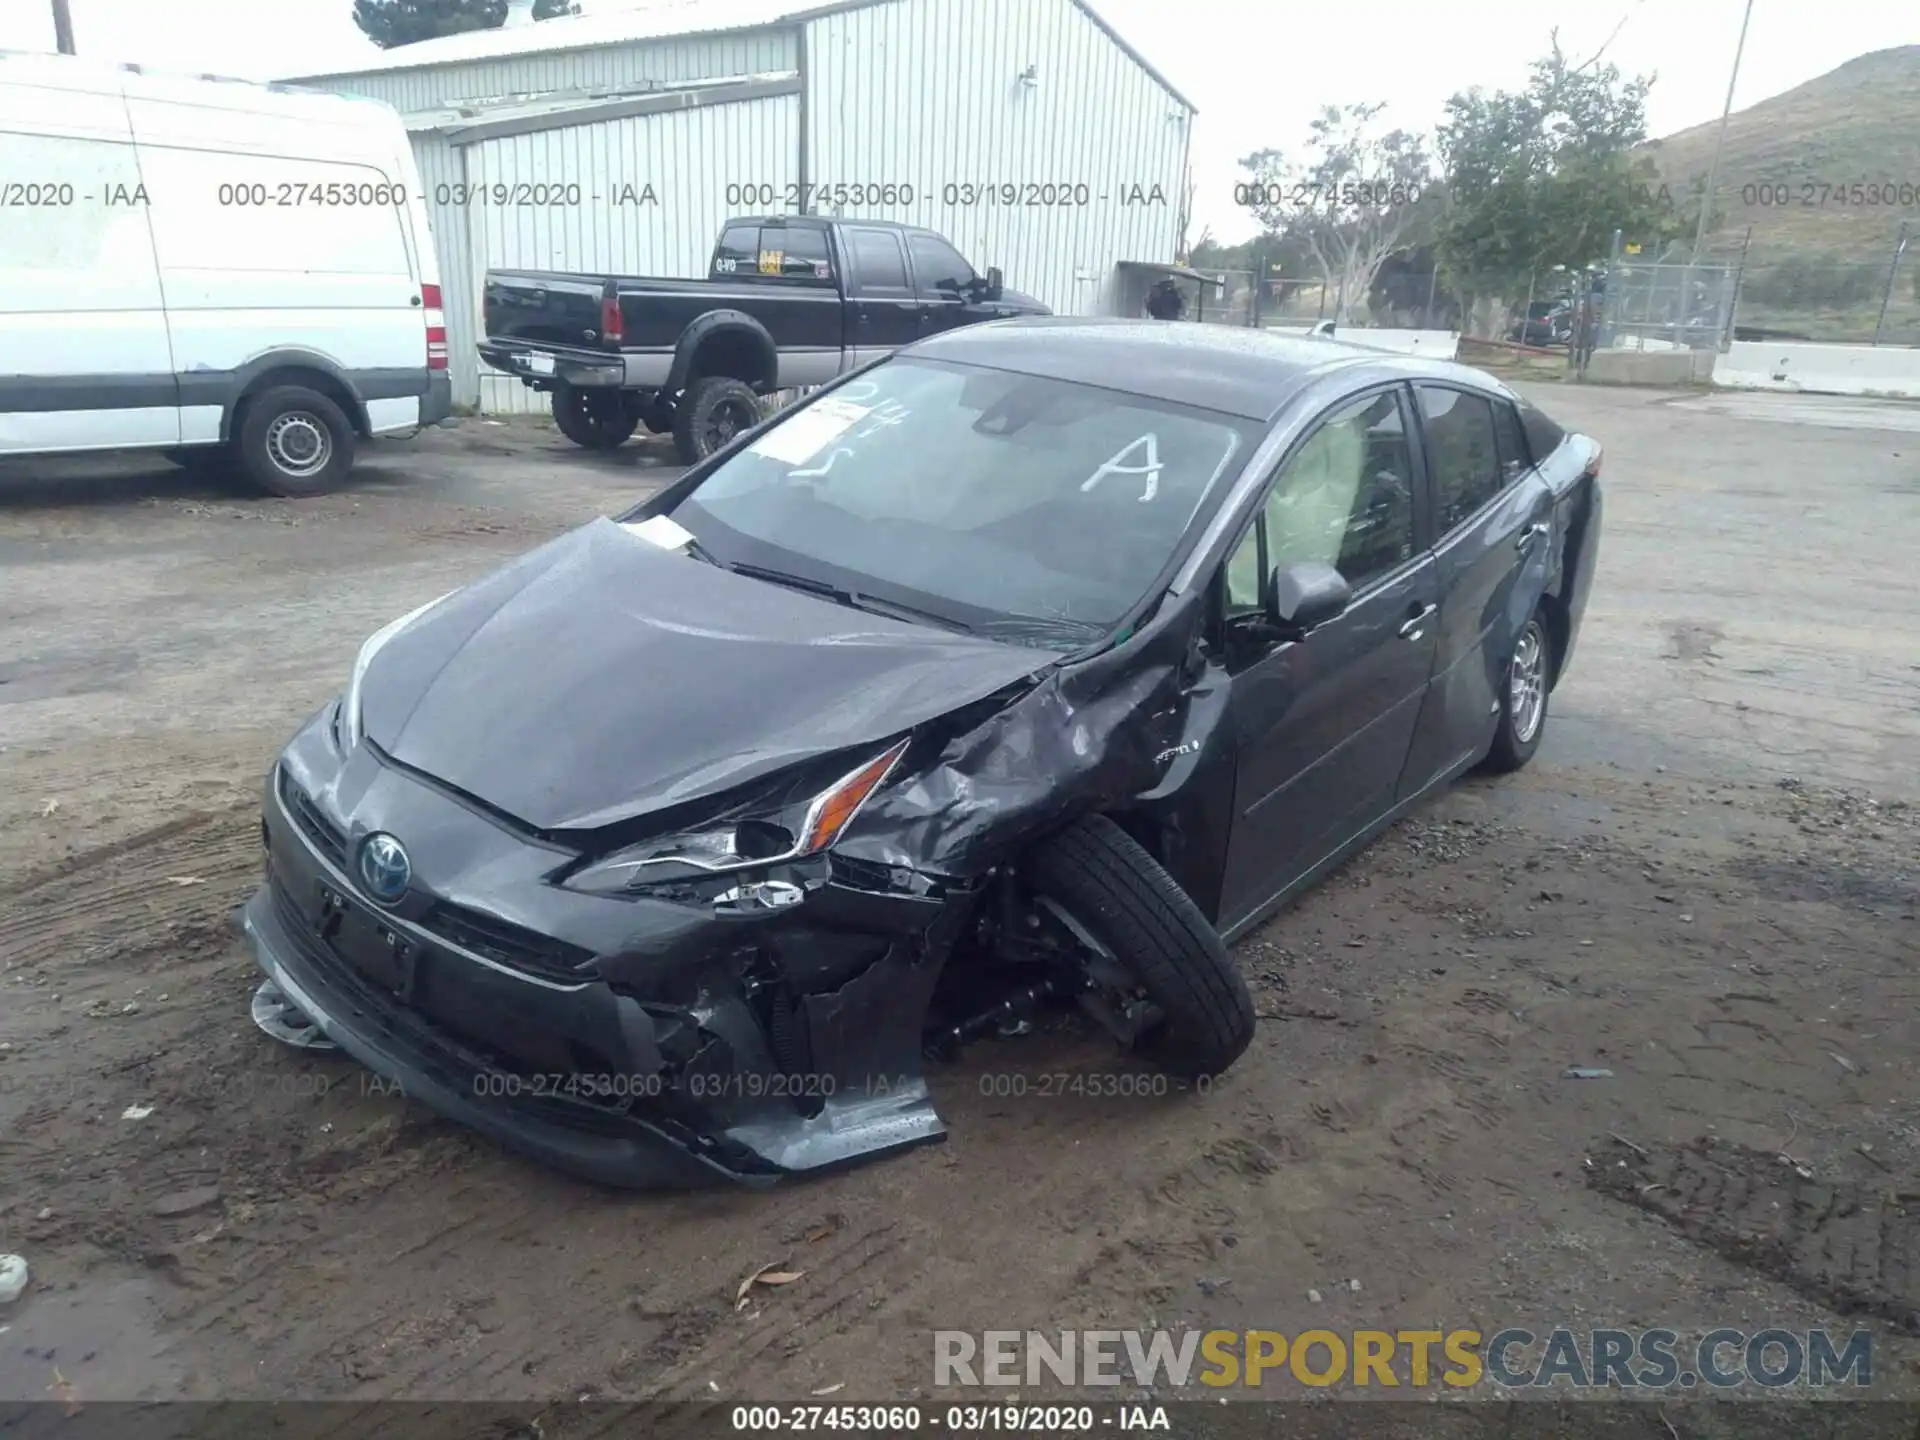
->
[479,342,626,390]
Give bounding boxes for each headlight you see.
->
[567,737,910,896]
[336,591,454,752]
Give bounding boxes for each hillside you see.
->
[1641,45,1920,267]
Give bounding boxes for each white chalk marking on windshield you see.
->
[1080,433,1164,503]
[788,446,855,480]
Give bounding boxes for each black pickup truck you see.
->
[479,215,1050,463]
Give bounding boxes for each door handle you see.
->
[1398,603,1437,639]
[1515,521,1550,552]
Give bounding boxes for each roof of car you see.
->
[905,318,1508,422]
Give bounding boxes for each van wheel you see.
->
[235,386,355,497]
[552,382,638,450]
[1481,608,1551,774]
[1022,816,1255,1080]
[673,378,761,465]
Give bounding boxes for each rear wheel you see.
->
[1022,816,1254,1079]
[234,385,355,497]
[672,377,761,465]
[552,382,638,450]
[1481,608,1551,773]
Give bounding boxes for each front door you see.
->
[1215,386,1438,934]
[839,226,919,368]
[1397,383,1557,797]
[906,231,995,339]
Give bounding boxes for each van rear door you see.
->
[0,54,178,454]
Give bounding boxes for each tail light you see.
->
[600,292,624,345]
[1582,443,1603,479]
[422,282,448,372]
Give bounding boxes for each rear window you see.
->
[1516,398,1568,462]
[713,224,759,277]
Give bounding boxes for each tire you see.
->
[234,385,355,497]
[1023,815,1255,1079]
[552,382,638,450]
[672,377,761,465]
[1481,607,1552,774]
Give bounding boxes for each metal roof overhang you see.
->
[403,72,800,143]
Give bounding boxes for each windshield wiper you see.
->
[728,562,972,634]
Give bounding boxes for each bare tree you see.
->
[1238,104,1433,325]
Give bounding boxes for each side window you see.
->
[845,227,909,293]
[779,225,834,282]
[1224,389,1417,612]
[1416,385,1503,532]
[712,223,759,277]
[908,233,973,297]
[1491,398,1531,482]
[752,225,834,283]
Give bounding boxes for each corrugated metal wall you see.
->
[803,0,1190,317]
[312,29,796,110]
[463,93,798,414]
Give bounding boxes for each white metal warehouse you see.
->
[289,0,1194,413]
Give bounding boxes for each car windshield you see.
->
[668,357,1251,646]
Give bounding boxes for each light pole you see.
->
[51,0,76,53]
[1691,0,1755,262]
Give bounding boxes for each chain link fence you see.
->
[1594,260,1741,353]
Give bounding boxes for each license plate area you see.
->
[514,351,556,376]
[315,882,421,1001]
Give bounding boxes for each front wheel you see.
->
[1481,607,1552,773]
[672,377,761,465]
[1022,816,1254,1079]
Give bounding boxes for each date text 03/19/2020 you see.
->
[727,1404,1169,1433]
[721,181,1170,210]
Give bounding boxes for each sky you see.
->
[6,0,1917,241]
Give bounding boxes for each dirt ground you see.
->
[1,387,1917,1407]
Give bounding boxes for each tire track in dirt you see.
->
[1,802,257,972]
[1589,1135,1920,1332]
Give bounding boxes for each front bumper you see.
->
[243,708,959,1188]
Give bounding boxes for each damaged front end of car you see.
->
[240,520,1233,1189]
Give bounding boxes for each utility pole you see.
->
[1873,223,1911,347]
[1691,0,1755,262]
[51,0,76,53]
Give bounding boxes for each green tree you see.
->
[353,0,579,50]
[1435,36,1688,327]
[1235,103,1433,324]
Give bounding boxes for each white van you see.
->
[0,52,449,495]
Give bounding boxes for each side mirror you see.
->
[1268,561,1351,634]
[985,265,1004,301]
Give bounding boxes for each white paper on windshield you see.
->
[748,397,871,465]
[620,513,696,550]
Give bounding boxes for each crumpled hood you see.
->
[357,519,1060,831]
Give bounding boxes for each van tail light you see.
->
[422,282,448,372]
[600,292,625,345]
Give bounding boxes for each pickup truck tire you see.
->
[552,382,638,450]
[673,377,761,465]
[235,385,355,497]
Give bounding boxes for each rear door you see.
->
[839,226,918,366]
[1215,385,1438,933]
[745,221,845,388]
[0,58,178,454]
[1396,382,1556,796]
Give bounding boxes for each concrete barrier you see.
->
[1270,325,1461,360]
[1584,347,1714,386]
[1713,342,1920,399]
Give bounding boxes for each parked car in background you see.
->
[0,51,449,495]
[242,319,1603,1190]
[479,215,1049,464]
[1509,299,1575,348]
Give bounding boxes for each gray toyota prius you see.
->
[241,318,1603,1188]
